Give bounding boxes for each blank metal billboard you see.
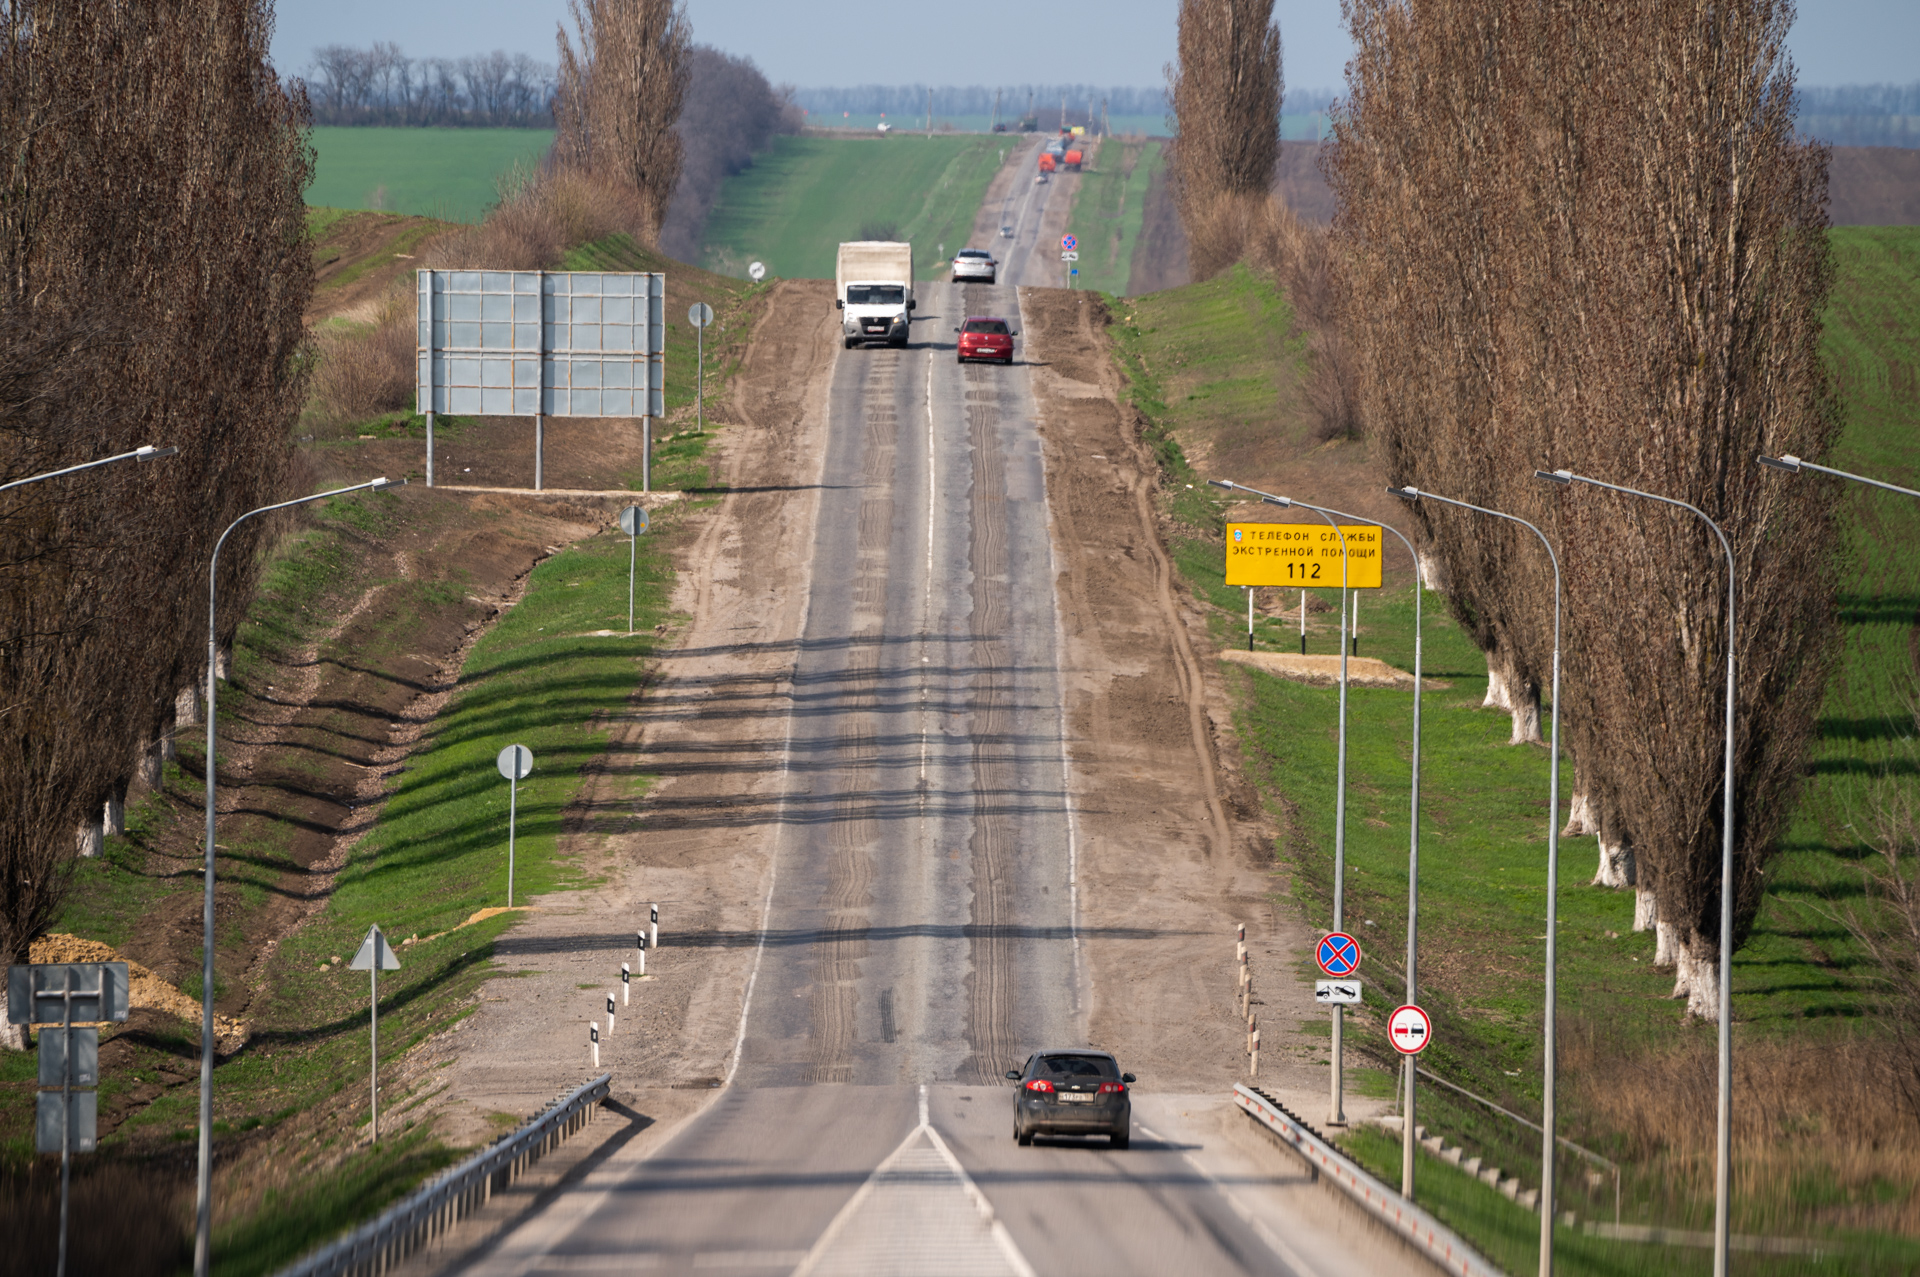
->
[416,270,665,418]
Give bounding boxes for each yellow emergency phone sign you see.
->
[1224,523,1383,589]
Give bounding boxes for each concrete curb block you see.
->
[1234,1084,1506,1277]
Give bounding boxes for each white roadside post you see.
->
[651,903,660,951]
[497,745,534,906]
[636,929,648,976]
[618,505,649,634]
[1300,589,1307,655]
[1539,467,1736,1277]
[606,994,617,1036]
[1395,483,1562,1273]
[622,963,631,1005]
[196,476,399,1277]
[590,1022,600,1069]
[349,925,402,1143]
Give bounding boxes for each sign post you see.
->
[1061,235,1078,288]
[689,302,714,439]
[11,961,130,1277]
[618,505,648,634]
[497,745,534,905]
[349,927,402,1141]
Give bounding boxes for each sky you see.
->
[270,0,1919,93]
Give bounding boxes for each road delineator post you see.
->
[589,1022,600,1069]
[650,903,659,951]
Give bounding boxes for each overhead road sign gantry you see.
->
[1226,522,1383,588]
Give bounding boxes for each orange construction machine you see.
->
[1038,151,1056,174]
[1063,148,1083,171]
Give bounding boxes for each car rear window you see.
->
[964,320,1009,335]
[1038,1054,1118,1079]
[958,250,989,258]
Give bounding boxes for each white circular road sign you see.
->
[748,261,766,282]
[1388,1004,1433,1055]
[496,744,533,781]
[688,302,715,328]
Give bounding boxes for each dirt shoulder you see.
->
[1021,286,1380,1118]
[428,279,841,1142]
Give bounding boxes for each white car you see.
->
[951,249,998,284]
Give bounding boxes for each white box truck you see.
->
[836,241,915,349]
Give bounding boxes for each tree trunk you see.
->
[174,684,201,728]
[1562,788,1597,837]
[0,1020,24,1052]
[1483,649,1542,745]
[161,731,177,763]
[1633,888,1658,933]
[135,742,162,790]
[1416,549,1448,595]
[1594,835,1634,888]
[1482,652,1513,711]
[1674,937,1719,1020]
[103,783,126,838]
[76,816,102,858]
[215,645,232,681]
[1653,918,1681,968]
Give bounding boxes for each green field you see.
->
[699,135,1009,279]
[1105,225,1920,1264]
[306,127,555,224]
[1069,138,1165,296]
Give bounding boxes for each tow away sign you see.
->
[1315,980,1362,1005]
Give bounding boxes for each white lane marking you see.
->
[691,1254,808,1269]
[1019,285,1085,1015]
[790,1108,1035,1277]
[1138,1124,1325,1277]
[921,331,936,791]
[723,340,838,1088]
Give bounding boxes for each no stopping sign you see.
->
[1388,1004,1432,1055]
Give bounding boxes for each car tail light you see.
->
[1098,1082,1127,1094]
[1025,1079,1054,1093]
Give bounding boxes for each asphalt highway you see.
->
[458,285,1429,1277]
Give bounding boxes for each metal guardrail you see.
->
[1234,1085,1506,1277]
[274,1073,613,1277]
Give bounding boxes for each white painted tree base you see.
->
[1593,837,1634,888]
[1633,889,1658,933]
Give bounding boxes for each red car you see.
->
[956,316,1017,364]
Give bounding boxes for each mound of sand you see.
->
[28,933,249,1052]
[1220,649,1449,690]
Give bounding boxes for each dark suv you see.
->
[1008,1049,1135,1148]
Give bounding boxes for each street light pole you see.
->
[1391,484,1562,1276]
[195,476,400,1277]
[1757,453,1920,500]
[1537,467,1736,1277]
[1209,479,1358,1125]
[0,443,177,495]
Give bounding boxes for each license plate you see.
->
[1058,1092,1094,1103]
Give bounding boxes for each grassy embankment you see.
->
[306,127,556,223]
[699,134,1006,280]
[7,484,681,1277]
[1104,230,1920,1272]
[1068,138,1164,296]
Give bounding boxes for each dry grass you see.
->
[309,168,651,428]
[1565,1021,1920,1235]
[1184,188,1362,443]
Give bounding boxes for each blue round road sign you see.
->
[1316,931,1361,977]
[1062,233,1078,251]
